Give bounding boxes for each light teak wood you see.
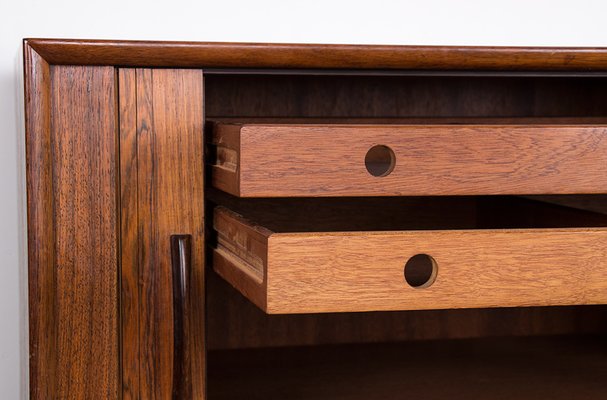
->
[211,123,607,197]
[120,68,205,399]
[214,207,607,314]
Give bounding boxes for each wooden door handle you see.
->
[170,234,192,399]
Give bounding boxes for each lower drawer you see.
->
[213,198,607,313]
[211,197,607,314]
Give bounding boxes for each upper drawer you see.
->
[209,119,607,197]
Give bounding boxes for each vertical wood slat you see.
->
[51,65,119,399]
[119,68,140,400]
[135,69,205,399]
[24,44,55,400]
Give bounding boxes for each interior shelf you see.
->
[208,335,607,400]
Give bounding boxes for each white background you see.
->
[2,1,607,398]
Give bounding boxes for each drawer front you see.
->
[211,123,607,197]
[213,207,607,314]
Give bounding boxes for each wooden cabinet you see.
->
[25,62,206,399]
[25,39,607,399]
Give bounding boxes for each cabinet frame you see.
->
[24,38,607,400]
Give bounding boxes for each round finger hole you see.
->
[365,145,395,177]
[404,254,438,288]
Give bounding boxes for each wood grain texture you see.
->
[51,66,119,398]
[25,38,607,71]
[213,206,607,314]
[136,69,205,399]
[23,38,607,397]
[211,122,607,197]
[208,335,607,399]
[268,229,607,313]
[24,43,55,400]
[119,68,140,400]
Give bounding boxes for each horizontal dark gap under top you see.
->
[208,190,607,233]
[208,116,607,125]
[203,68,607,78]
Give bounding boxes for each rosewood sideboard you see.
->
[24,39,607,399]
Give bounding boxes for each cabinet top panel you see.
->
[24,38,607,71]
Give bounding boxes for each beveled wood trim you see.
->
[24,41,55,400]
[26,38,607,71]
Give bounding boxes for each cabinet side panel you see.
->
[137,69,205,399]
[25,45,55,400]
[50,66,119,399]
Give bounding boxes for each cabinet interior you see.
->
[207,336,607,400]
[204,71,607,399]
[204,72,607,118]
[207,191,607,233]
